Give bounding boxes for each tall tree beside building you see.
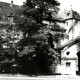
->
[15,0,65,75]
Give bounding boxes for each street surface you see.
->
[0,74,80,80]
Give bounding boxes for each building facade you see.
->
[56,8,80,75]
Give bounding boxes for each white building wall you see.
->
[74,21,80,39]
[61,60,77,75]
[60,44,78,75]
[61,45,77,58]
[59,10,80,75]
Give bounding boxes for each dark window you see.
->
[0,16,1,20]
[66,22,68,26]
[0,14,1,20]
[66,51,70,55]
[66,62,71,67]
[67,11,70,16]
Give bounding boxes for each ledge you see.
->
[61,57,77,60]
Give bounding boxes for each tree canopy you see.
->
[14,0,65,75]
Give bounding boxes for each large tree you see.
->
[15,0,65,75]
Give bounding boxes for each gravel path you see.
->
[0,74,80,80]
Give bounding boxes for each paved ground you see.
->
[0,74,80,80]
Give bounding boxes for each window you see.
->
[0,5,2,10]
[66,51,70,55]
[66,62,71,67]
[0,14,1,20]
[66,22,68,26]
[67,11,70,16]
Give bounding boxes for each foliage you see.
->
[14,0,65,75]
[0,24,20,73]
[0,0,64,74]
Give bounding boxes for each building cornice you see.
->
[54,37,80,50]
[43,17,80,23]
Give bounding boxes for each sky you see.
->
[0,0,26,5]
[0,0,80,13]
[58,0,80,13]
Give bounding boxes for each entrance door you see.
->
[77,51,80,73]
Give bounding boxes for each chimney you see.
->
[23,2,25,5]
[10,0,13,7]
[11,0,13,4]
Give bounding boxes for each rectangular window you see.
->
[66,62,71,67]
[66,22,68,26]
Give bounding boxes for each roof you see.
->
[71,10,80,19]
[54,37,80,50]
[57,9,80,22]
[0,1,20,22]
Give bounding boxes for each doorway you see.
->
[77,51,80,74]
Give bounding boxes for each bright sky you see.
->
[0,0,80,13]
[58,0,80,13]
[0,0,26,5]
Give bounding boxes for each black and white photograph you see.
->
[0,0,79,80]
